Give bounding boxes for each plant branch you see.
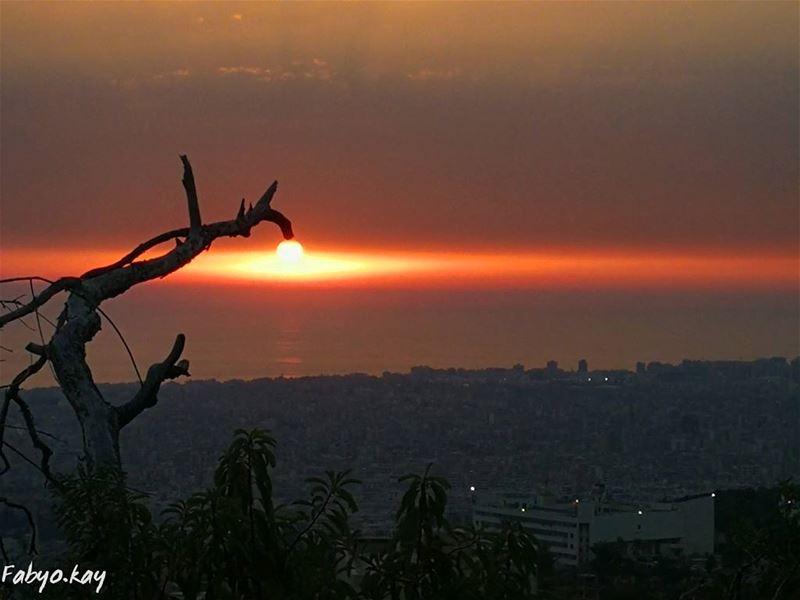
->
[181,154,202,233]
[1,354,49,477]
[0,496,37,556]
[287,485,336,558]
[117,334,189,429]
[2,355,54,481]
[0,277,80,329]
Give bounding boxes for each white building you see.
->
[472,488,714,567]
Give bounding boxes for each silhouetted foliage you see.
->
[33,430,540,600]
[712,481,800,599]
[55,466,162,598]
[360,463,537,599]
[5,431,796,600]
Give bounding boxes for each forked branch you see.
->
[1,354,52,479]
[1,156,293,326]
[117,334,190,428]
[0,155,294,471]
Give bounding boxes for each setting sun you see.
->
[276,240,304,265]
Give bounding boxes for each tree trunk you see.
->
[49,294,121,468]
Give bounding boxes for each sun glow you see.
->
[192,247,413,282]
[171,248,799,289]
[276,240,304,265]
[0,246,796,289]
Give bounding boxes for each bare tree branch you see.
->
[0,496,38,556]
[117,334,190,429]
[0,398,8,475]
[25,342,47,356]
[29,280,47,350]
[0,277,80,329]
[181,154,202,233]
[84,178,290,304]
[3,423,63,443]
[1,354,49,475]
[80,227,188,279]
[2,355,54,480]
[2,441,64,489]
[1,170,291,328]
[1,298,38,333]
[30,279,59,382]
[0,155,293,471]
[11,390,56,482]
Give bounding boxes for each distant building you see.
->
[472,489,714,567]
[578,359,588,374]
[641,357,794,381]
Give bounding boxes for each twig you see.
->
[1,355,49,476]
[3,423,64,443]
[96,305,142,384]
[0,277,79,328]
[29,280,58,382]
[0,496,37,556]
[2,441,61,489]
[3,276,142,384]
[0,397,9,475]
[3,355,54,480]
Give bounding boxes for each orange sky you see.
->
[1,2,798,381]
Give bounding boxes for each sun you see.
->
[276,239,304,266]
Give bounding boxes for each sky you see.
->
[1,2,798,382]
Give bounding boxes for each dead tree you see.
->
[0,156,293,472]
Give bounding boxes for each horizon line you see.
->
[21,354,799,389]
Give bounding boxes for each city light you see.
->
[637,510,643,515]
[469,485,476,492]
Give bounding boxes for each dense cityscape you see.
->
[4,356,798,545]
